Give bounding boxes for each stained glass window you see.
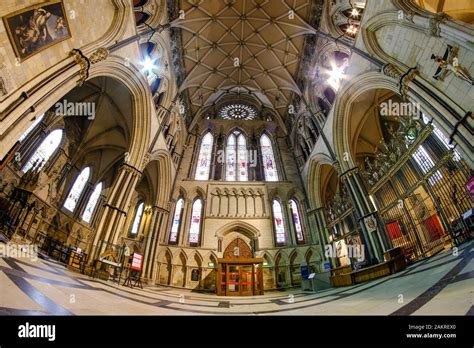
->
[169,198,184,243]
[188,199,202,244]
[219,103,257,120]
[237,133,248,181]
[130,202,144,235]
[289,199,304,243]
[195,132,214,180]
[272,200,286,245]
[18,113,44,143]
[82,182,102,223]
[260,134,278,181]
[226,134,237,181]
[225,131,248,181]
[64,167,90,212]
[412,145,442,185]
[22,129,63,172]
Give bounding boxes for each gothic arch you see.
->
[214,221,260,240]
[305,153,334,209]
[332,72,399,172]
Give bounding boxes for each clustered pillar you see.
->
[88,163,142,262]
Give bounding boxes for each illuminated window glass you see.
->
[272,200,286,245]
[18,114,44,143]
[64,167,90,212]
[22,129,63,172]
[169,198,184,243]
[219,103,257,120]
[260,134,278,181]
[188,199,202,244]
[237,133,248,181]
[130,202,144,235]
[195,133,214,180]
[225,130,248,181]
[412,145,442,185]
[289,199,304,243]
[422,114,461,161]
[82,182,102,223]
[226,134,237,181]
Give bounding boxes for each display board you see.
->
[131,253,143,271]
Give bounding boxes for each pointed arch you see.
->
[64,167,91,213]
[82,182,103,223]
[130,201,145,235]
[188,198,203,245]
[169,197,184,244]
[260,133,279,181]
[289,198,305,243]
[195,132,214,180]
[22,129,63,172]
[272,199,286,246]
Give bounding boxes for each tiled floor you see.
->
[0,241,472,315]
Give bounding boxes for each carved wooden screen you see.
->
[223,238,253,259]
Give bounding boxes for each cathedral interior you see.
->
[0,0,473,318]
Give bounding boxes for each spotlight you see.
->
[346,24,358,35]
[351,8,359,17]
[141,56,158,76]
[328,63,346,91]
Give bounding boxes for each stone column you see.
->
[88,163,142,262]
[142,206,167,281]
[309,207,335,269]
[340,167,391,264]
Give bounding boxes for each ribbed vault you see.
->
[172,0,317,121]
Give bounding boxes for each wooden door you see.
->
[239,265,254,296]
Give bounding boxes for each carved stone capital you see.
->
[429,13,448,37]
[89,48,109,64]
[400,67,418,99]
[382,64,403,79]
[70,49,89,86]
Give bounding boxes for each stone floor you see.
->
[0,240,472,316]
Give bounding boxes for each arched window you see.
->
[64,167,90,212]
[188,199,203,245]
[272,200,286,245]
[82,182,103,223]
[289,199,305,243]
[422,114,461,161]
[237,133,248,181]
[226,130,248,181]
[260,134,278,181]
[22,129,63,172]
[169,198,184,243]
[130,202,145,235]
[412,145,443,185]
[226,133,237,181]
[18,113,44,143]
[195,132,214,180]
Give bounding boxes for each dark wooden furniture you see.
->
[330,248,407,287]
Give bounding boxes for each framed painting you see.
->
[2,0,71,62]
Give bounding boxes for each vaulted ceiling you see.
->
[170,0,318,121]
